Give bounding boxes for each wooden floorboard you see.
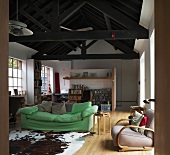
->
[10,111,154,155]
[74,111,154,155]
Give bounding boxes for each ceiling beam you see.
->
[59,0,86,25]
[19,10,50,32]
[106,40,135,54]
[103,14,112,30]
[62,42,76,51]
[34,53,139,60]
[9,30,148,42]
[52,0,60,31]
[82,41,86,55]
[86,40,97,49]
[31,3,52,22]
[86,0,147,31]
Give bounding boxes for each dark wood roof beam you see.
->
[72,41,82,49]
[31,3,52,22]
[62,42,76,51]
[86,40,97,49]
[10,30,148,42]
[52,0,60,31]
[82,41,86,55]
[106,40,135,54]
[37,53,139,60]
[59,0,86,25]
[86,0,147,31]
[103,14,112,30]
[19,10,50,32]
[118,0,141,14]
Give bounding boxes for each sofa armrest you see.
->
[18,106,38,115]
[82,105,98,118]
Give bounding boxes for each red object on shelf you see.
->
[55,72,60,93]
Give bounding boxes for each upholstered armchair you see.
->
[111,109,154,152]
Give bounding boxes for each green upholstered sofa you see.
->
[18,102,98,131]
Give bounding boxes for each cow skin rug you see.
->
[9,130,94,155]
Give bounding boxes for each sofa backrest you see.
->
[71,102,92,114]
[145,109,154,138]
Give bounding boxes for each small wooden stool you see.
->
[93,112,111,135]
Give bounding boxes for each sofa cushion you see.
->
[71,102,91,114]
[18,106,38,115]
[27,111,57,122]
[51,103,66,115]
[38,101,52,113]
[53,113,82,123]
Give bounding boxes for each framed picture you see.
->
[14,89,18,96]
[83,72,88,77]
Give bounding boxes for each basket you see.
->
[101,104,111,112]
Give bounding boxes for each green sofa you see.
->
[19,102,98,131]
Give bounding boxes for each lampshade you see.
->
[9,20,33,36]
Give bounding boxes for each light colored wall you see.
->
[71,59,139,111]
[134,12,154,109]
[9,43,58,99]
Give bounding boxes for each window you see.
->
[41,65,51,93]
[8,57,22,95]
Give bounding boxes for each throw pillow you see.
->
[65,103,73,112]
[51,103,66,115]
[38,101,52,113]
[131,110,144,132]
[138,115,148,134]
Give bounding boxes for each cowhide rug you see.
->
[9,130,94,155]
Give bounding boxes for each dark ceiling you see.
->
[9,0,148,60]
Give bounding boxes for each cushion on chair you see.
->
[131,111,144,132]
[111,125,153,147]
[144,109,154,138]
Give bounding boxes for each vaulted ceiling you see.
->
[9,0,149,60]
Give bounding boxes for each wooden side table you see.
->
[93,112,111,135]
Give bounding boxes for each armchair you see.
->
[111,109,154,152]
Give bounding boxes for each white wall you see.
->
[56,61,71,93]
[134,12,154,109]
[9,43,58,99]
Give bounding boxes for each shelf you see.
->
[63,77,112,80]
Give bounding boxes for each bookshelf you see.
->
[27,59,42,104]
[68,89,83,103]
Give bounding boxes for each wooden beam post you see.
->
[0,0,9,154]
[155,0,170,154]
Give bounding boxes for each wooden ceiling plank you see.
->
[52,0,60,31]
[19,9,51,32]
[59,0,86,25]
[86,0,146,31]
